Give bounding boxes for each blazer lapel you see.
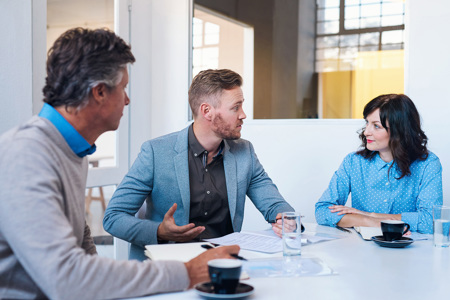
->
[223,141,237,222]
[174,127,190,223]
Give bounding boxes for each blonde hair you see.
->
[188,69,242,117]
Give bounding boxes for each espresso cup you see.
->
[381,220,410,241]
[208,259,242,294]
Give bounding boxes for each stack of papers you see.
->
[205,231,284,253]
[144,230,340,261]
[143,240,336,279]
[204,230,338,254]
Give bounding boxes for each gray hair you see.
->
[43,27,135,109]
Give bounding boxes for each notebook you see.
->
[353,226,382,240]
[144,242,208,262]
[144,242,250,279]
[354,226,431,241]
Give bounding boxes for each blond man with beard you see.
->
[104,69,294,261]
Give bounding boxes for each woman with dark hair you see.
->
[315,94,442,233]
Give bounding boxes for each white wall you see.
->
[405,0,450,204]
[0,0,32,133]
[128,0,192,162]
[0,0,46,135]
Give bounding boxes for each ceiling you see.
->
[47,0,114,28]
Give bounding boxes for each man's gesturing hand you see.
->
[157,203,205,242]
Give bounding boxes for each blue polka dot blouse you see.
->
[315,151,443,234]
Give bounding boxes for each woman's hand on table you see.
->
[328,205,370,216]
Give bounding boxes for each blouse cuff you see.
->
[401,212,418,232]
[331,212,345,227]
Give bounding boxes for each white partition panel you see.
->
[240,120,363,231]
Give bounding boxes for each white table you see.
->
[130,224,450,300]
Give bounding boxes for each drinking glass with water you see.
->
[282,212,302,256]
[433,205,450,248]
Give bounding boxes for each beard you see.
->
[211,113,242,140]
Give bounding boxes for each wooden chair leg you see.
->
[85,188,93,215]
[99,186,106,211]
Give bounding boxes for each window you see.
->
[316,0,405,72]
[192,17,220,76]
[192,5,254,118]
[316,0,405,118]
[192,0,405,119]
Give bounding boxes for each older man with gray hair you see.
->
[0,28,238,300]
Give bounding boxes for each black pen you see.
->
[268,215,306,224]
[231,254,247,261]
[268,218,281,224]
[201,244,248,261]
[336,225,351,233]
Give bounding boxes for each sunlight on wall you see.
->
[321,49,404,119]
[321,71,352,119]
[352,50,404,118]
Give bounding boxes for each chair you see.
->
[85,157,107,215]
[85,186,106,215]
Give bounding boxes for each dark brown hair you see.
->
[188,69,242,117]
[43,27,135,109]
[356,94,428,179]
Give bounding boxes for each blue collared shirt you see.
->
[315,151,443,234]
[38,103,96,157]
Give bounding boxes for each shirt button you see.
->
[205,212,208,216]
[207,191,210,194]
[385,182,389,186]
[205,169,208,172]
[194,153,198,157]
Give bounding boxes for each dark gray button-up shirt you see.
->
[188,124,233,241]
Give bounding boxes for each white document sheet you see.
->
[204,230,337,254]
[205,231,284,253]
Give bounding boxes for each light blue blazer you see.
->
[104,126,293,261]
